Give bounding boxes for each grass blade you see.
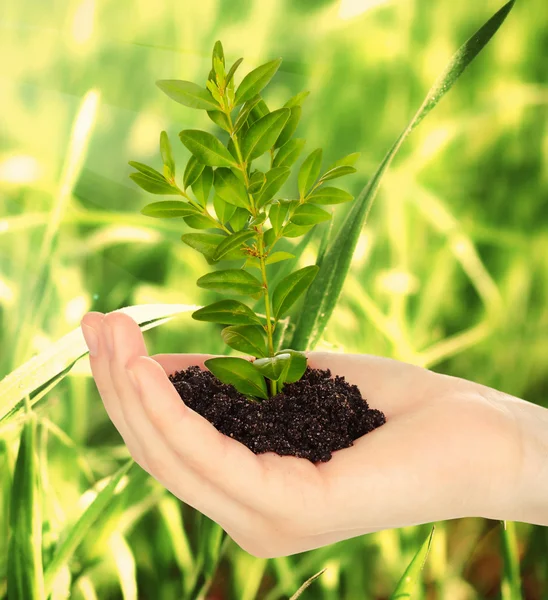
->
[289,568,326,600]
[43,460,134,596]
[390,526,435,599]
[291,0,515,350]
[0,303,198,423]
[501,521,523,600]
[8,405,45,600]
[108,533,138,600]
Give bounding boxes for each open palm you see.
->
[81,310,526,558]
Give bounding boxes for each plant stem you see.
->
[176,186,230,233]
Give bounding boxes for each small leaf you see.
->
[307,187,353,205]
[326,152,360,170]
[214,194,237,224]
[183,214,214,229]
[212,41,225,67]
[129,173,178,195]
[319,165,357,182]
[249,213,267,227]
[141,201,200,219]
[248,170,266,194]
[253,353,291,381]
[197,269,263,295]
[255,167,291,207]
[242,109,291,161]
[160,131,175,176]
[235,58,282,105]
[213,230,256,261]
[290,204,332,226]
[229,207,250,232]
[204,357,268,399]
[269,202,290,235]
[222,325,267,358]
[128,161,165,181]
[182,233,244,262]
[191,166,214,207]
[272,138,306,169]
[183,155,205,190]
[207,110,231,132]
[157,80,219,111]
[179,130,237,168]
[275,349,307,383]
[274,106,301,149]
[214,168,251,210]
[266,251,294,265]
[298,149,322,198]
[282,222,313,238]
[226,57,244,87]
[272,265,319,319]
[234,95,262,134]
[263,228,277,248]
[250,98,270,123]
[390,527,435,599]
[192,300,262,325]
[284,91,310,108]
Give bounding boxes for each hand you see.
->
[80,310,548,558]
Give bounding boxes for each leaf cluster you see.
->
[130,41,359,399]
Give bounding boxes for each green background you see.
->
[1,0,547,597]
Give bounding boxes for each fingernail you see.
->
[81,323,99,357]
[127,368,139,392]
[103,322,114,358]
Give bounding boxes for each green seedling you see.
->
[130,41,359,399]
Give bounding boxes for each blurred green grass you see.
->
[1,0,547,598]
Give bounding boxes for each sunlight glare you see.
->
[0,155,42,184]
[338,0,390,20]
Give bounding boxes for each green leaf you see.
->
[226,57,244,87]
[275,349,307,383]
[272,138,306,169]
[192,300,261,325]
[128,161,165,181]
[214,168,251,210]
[253,353,291,381]
[284,91,310,108]
[263,227,277,248]
[266,251,294,265]
[248,170,266,194]
[157,80,219,111]
[8,410,44,600]
[43,462,134,596]
[235,58,282,105]
[289,569,326,600]
[207,110,231,132]
[129,173,178,195]
[221,325,267,358]
[282,222,313,238]
[255,167,291,207]
[182,232,243,262]
[234,95,262,134]
[390,527,435,599]
[183,155,205,190]
[214,194,237,224]
[272,265,319,319]
[204,357,268,399]
[291,204,331,226]
[298,149,322,198]
[326,152,360,170]
[291,0,516,351]
[212,40,225,67]
[319,165,357,182]
[241,109,291,161]
[179,130,237,168]
[307,187,353,205]
[274,106,301,149]
[229,207,250,232]
[269,201,290,235]
[183,214,214,230]
[213,230,256,261]
[191,166,213,207]
[197,269,263,295]
[249,98,270,124]
[140,201,200,219]
[159,131,175,177]
[249,213,267,227]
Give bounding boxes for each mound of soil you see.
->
[168,366,386,463]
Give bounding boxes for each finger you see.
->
[81,312,144,463]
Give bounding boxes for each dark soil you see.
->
[168,366,386,463]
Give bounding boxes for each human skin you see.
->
[80,310,548,558]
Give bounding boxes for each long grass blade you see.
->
[7,404,45,600]
[501,521,523,600]
[0,303,198,423]
[43,460,134,596]
[108,533,138,600]
[289,568,326,600]
[291,0,515,350]
[389,526,435,599]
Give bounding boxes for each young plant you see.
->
[130,41,359,399]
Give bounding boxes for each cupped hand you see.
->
[80,310,541,558]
